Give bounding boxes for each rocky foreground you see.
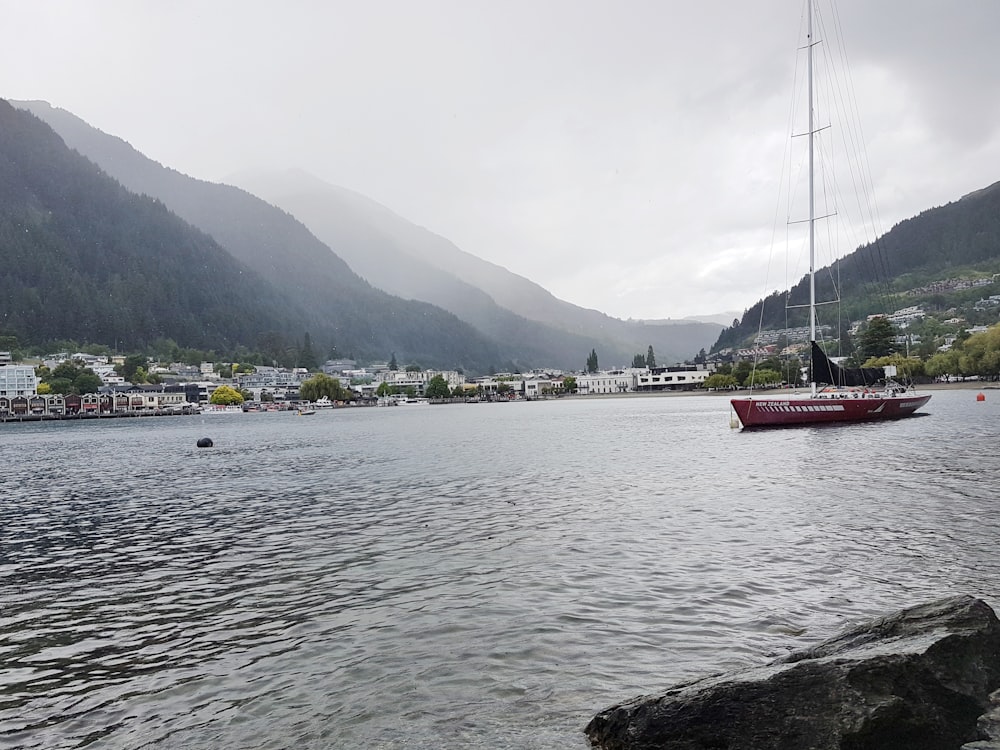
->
[586,595,1000,750]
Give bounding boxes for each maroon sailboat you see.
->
[731,345,930,428]
[730,1,930,429]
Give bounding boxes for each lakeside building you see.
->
[576,369,636,395]
[576,365,715,395]
[0,364,39,398]
[235,366,309,401]
[522,377,564,399]
[635,365,714,391]
[0,385,190,418]
[322,359,358,376]
[378,369,465,394]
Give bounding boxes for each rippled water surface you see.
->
[2,390,998,748]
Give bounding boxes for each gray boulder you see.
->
[586,595,1000,750]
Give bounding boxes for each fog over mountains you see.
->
[0,100,504,372]
[14,99,724,372]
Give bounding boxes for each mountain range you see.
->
[9,99,724,372]
[8,98,998,371]
[1,100,506,372]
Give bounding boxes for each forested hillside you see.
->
[712,181,1000,351]
[0,101,295,351]
[0,100,505,373]
[16,101,721,369]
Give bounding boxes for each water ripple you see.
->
[1,391,996,748]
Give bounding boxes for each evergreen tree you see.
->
[646,345,656,368]
[586,349,599,373]
[299,332,318,370]
[859,317,897,359]
[389,352,398,371]
[631,353,646,368]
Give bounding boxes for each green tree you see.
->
[858,317,897,359]
[74,372,103,394]
[50,360,85,382]
[376,381,392,397]
[703,373,738,390]
[48,377,74,394]
[586,349,599,373]
[955,324,1000,378]
[116,354,148,383]
[300,373,349,402]
[747,368,783,387]
[210,385,244,405]
[425,374,451,399]
[631,353,646,368]
[732,360,753,386]
[861,354,926,380]
[562,375,577,393]
[44,360,103,394]
[646,345,657,368]
[405,364,421,373]
[389,352,398,371]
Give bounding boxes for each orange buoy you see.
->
[977,392,986,402]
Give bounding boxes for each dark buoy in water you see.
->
[197,437,214,448]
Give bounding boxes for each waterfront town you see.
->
[3,296,997,420]
[0,349,717,419]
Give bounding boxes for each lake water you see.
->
[1,389,998,749]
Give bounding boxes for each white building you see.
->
[576,365,715,395]
[0,365,38,398]
[576,370,636,395]
[378,369,465,393]
[636,366,714,391]
[92,364,125,385]
[235,366,309,401]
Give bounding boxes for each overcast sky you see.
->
[3,1,999,321]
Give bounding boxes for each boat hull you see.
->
[731,393,931,428]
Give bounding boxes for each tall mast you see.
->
[807,0,817,396]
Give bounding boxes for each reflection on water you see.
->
[1,390,997,748]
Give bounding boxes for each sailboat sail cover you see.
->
[811,342,884,387]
